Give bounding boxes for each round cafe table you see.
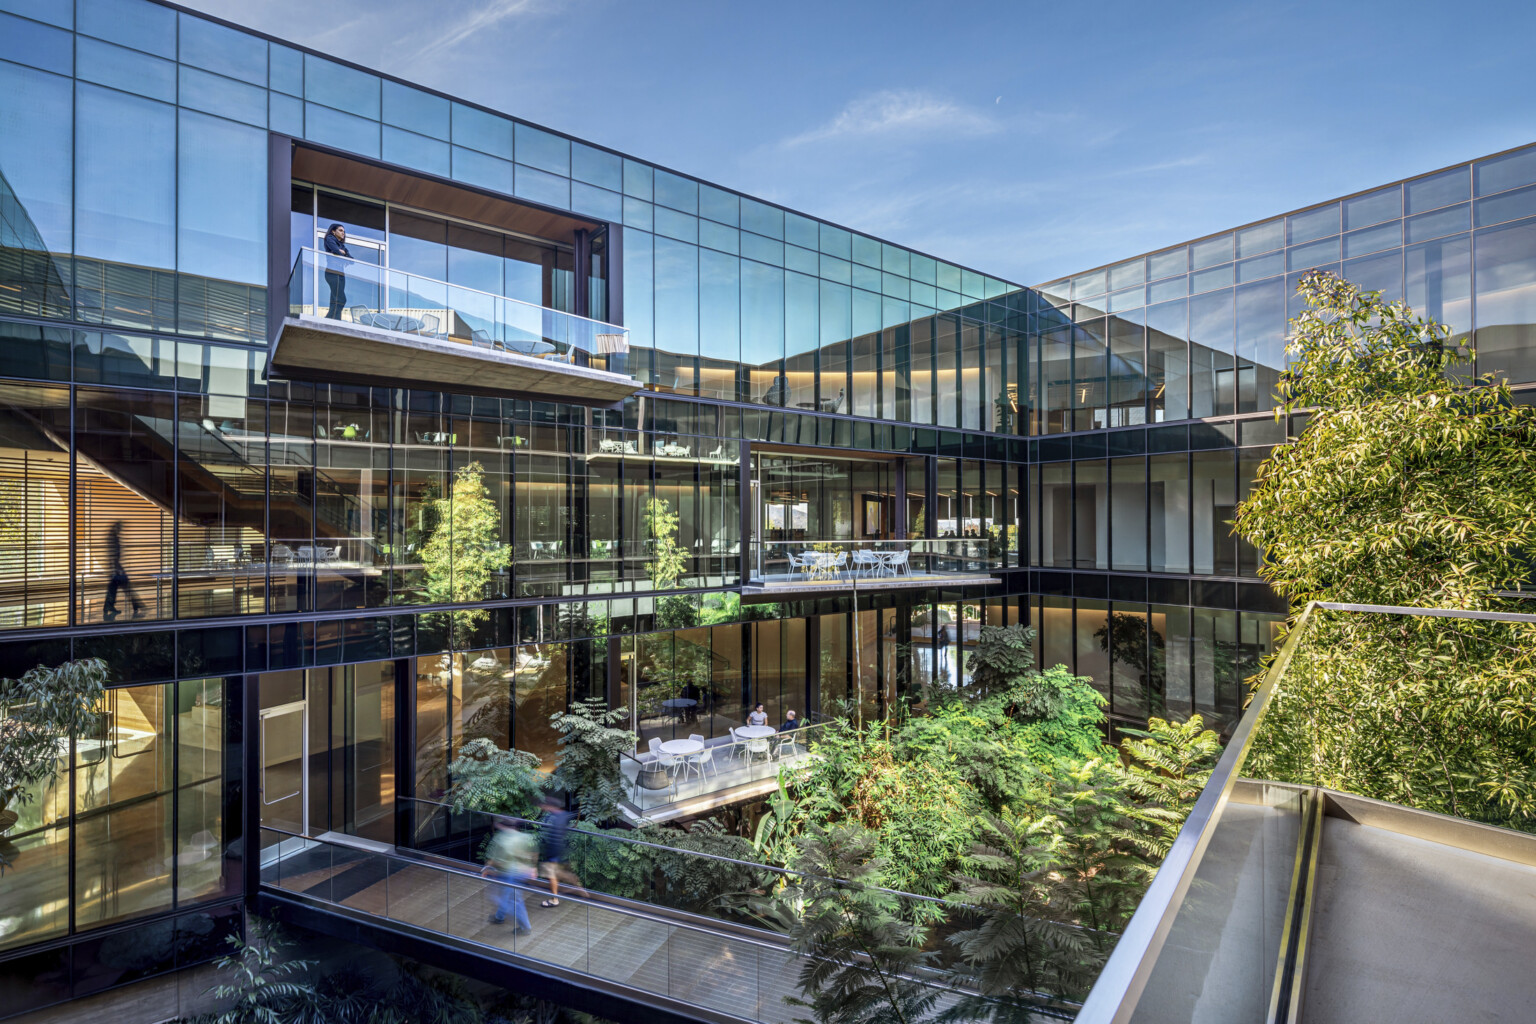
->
[736,725,777,765]
[658,738,704,757]
[660,698,698,710]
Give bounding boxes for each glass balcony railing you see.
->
[1076,600,1536,1024]
[257,824,1025,1022]
[286,247,629,370]
[749,538,1004,587]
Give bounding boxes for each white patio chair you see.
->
[648,737,681,777]
[852,550,878,577]
[687,741,718,779]
[786,551,811,579]
[745,734,772,764]
[775,730,802,759]
[726,727,750,764]
[887,549,911,576]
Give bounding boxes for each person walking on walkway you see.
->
[482,819,535,935]
[537,795,579,908]
[323,223,351,319]
[102,520,144,621]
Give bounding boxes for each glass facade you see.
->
[0,0,1533,1013]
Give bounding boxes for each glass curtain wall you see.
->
[0,677,240,954]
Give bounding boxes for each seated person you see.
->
[747,702,768,727]
[779,709,801,732]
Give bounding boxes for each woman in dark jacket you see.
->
[323,223,351,319]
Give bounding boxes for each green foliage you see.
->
[0,657,107,808]
[420,462,511,624]
[779,822,945,1024]
[644,497,689,590]
[967,624,1036,698]
[947,809,1103,1008]
[753,773,805,869]
[1110,716,1222,858]
[1238,271,1536,609]
[191,924,326,1024]
[549,697,636,824]
[447,738,547,818]
[633,818,769,911]
[1003,666,1112,766]
[797,720,984,899]
[1236,271,1536,831]
[1248,611,1536,829]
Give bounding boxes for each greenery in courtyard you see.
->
[181,921,612,1024]
[1,657,108,870]
[1237,271,1536,831]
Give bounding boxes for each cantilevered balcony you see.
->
[743,538,1001,598]
[270,248,636,404]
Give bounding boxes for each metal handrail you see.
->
[258,825,997,1014]
[1071,600,1318,1024]
[402,793,1002,917]
[259,825,800,954]
[1074,598,1536,1023]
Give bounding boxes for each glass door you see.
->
[259,701,307,836]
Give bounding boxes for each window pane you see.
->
[1473,217,1536,383]
[178,110,266,285]
[76,83,174,269]
[305,54,379,119]
[1405,233,1471,341]
[515,123,570,176]
[0,59,72,255]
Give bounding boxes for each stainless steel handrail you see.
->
[1075,598,1536,1023]
[1071,600,1319,1024]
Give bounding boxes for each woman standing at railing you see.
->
[323,223,351,319]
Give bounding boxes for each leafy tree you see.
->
[1237,271,1536,829]
[447,738,547,818]
[191,924,328,1024]
[644,497,689,590]
[780,822,945,1024]
[1237,270,1536,610]
[966,624,1036,698]
[420,462,511,628]
[549,697,637,824]
[1110,716,1222,859]
[2,657,107,864]
[1038,761,1146,946]
[947,809,1102,1011]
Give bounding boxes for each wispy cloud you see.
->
[408,0,549,67]
[781,89,999,148]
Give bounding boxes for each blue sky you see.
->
[186,0,1536,285]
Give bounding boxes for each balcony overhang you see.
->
[741,571,1000,601]
[270,314,640,404]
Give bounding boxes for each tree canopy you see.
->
[1237,271,1536,609]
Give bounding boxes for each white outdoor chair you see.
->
[745,733,772,764]
[727,727,750,764]
[852,550,878,577]
[787,551,811,579]
[648,737,681,777]
[775,730,802,759]
[886,549,911,576]
[687,739,718,779]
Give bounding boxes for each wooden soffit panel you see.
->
[292,145,603,243]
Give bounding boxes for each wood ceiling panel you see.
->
[292,146,602,243]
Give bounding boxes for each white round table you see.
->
[658,738,704,757]
[661,698,698,710]
[736,725,776,740]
